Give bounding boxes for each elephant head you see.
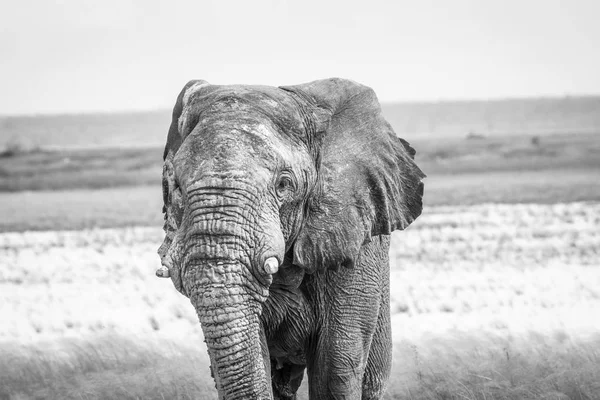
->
[157,78,425,399]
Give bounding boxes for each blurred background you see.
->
[1,1,599,399]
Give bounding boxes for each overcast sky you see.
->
[1,0,599,115]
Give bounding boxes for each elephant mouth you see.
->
[269,246,305,287]
[281,246,295,268]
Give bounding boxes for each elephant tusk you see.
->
[155,266,171,278]
[263,257,279,275]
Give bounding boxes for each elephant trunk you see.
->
[183,182,275,399]
[194,281,272,399]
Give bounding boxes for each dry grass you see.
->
[1,131,598,195]
[1,168,597,233]
[1,202,599,399]
[1,132,599,234]
[389,333,600,399]
[0,186,163,232]
[412,132,600,175]
[0,335,215,400]
[0,147,160,192]
[2,333,599,400]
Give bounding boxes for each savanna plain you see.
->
[1,98,599,399]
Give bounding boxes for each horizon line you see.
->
[2,93,600,118]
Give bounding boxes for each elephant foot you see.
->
[155,266,170,278]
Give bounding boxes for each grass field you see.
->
[1,103,599,398]
[1,203,599,399]
[2,131,599,193]
[0,130,598,233]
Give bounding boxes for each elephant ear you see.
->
[281,78,426,272]
[161,79,221,213]
[160,80,213,259]
[163,79,213,161]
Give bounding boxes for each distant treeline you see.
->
[1,96,599,150]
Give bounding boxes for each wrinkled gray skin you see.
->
[157,78,425,399]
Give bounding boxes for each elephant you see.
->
[155,78,425,399]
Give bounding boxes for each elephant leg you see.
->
[305,245,391,398]
[307,306,380,399]
[361,285,392,399]
[271,361,305,400]
[305,237,391,399]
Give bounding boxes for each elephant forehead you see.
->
[192,120,308,167]
[180,85,305,136]
[237,122,287,152]
[174,121,313,189]
[234,121,313,168]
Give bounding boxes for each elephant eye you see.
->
[277,177,292,191]
[276,174,295,198]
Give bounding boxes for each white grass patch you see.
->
[2,202,599,344]
[389,202,600,339]
[1,202,599,399]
